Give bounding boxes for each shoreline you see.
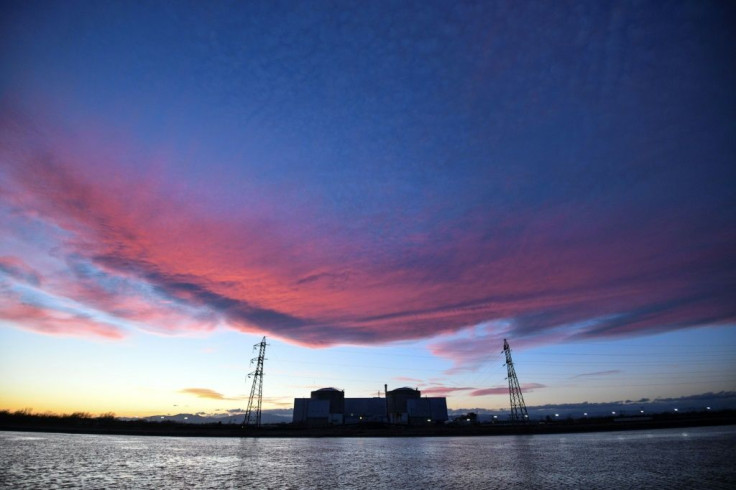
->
[2,412,734,438]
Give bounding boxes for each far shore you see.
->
[2,410,734,438]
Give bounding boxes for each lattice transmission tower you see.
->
[503,338,529,423]
[242,336,267,427]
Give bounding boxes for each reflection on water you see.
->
[1,426,734,489]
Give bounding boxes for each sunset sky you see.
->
[1,1,734,418]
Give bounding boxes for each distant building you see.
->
[292,386,448,426]
[293,387,345,425]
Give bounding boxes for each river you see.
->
[1,425,734,489]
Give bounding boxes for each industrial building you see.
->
[293,386,448,426]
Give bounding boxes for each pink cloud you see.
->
[0,107,733,350]
[0,293,125,340]
[179,388,245,401]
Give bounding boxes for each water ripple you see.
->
[1,426,734,489]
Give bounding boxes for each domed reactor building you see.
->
[293,386,448,426]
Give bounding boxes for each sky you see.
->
[1,1,735,419]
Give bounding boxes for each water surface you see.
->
[1,426,734,489]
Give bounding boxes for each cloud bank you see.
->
[0,107,733,352]
[1,1,734,357]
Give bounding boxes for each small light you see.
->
[493,415,497,419]
[184,417,188,420]
[706,407,711,410]
[640,410,644,414]
[674,408,678,412]
[555,413,559,417]
[427,419,431,422]
[612,411,616,415]
[583,412,588,416]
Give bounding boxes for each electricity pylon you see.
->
[242,336,267,427]
[503,338,529,423]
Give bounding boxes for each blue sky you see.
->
[1,1,734,417]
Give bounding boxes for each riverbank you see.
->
[1,410,734,438]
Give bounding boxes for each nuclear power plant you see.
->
[242,336,525,428]
[292,386,448,426]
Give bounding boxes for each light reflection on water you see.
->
[0,426,734,489]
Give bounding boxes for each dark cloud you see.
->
[421,386,475,397]
[450,391,736,420]
[0,257,42,286]
[573,370,621,378]
[296,271,351,290]
[470,383,546,397]
[654,391,736,404]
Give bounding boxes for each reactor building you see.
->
[292,386,448,426]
